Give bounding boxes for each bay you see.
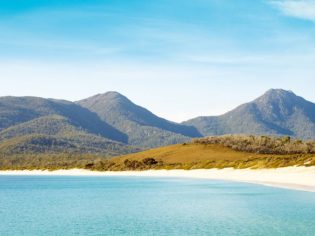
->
[0,176,315,236]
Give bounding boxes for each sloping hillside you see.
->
[184,89,315,139]
[78,92,201,148]
[107,135,315,170]
[0,115,138,156]
[0,96,127,143]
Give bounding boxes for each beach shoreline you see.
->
[1,167,315,192]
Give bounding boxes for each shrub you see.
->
[193,135,315,155]
[142,158,158,166]
[123,159,143,170]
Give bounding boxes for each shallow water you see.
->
[0,176,315,236]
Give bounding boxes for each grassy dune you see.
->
[1,135,315,171]
[111,142,315,170]
[116,143,260,164]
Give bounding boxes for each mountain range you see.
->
[0,93,200,156]
[0,88,315,157]
[184,89,315,139]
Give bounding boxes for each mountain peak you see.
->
[95,91,127,100]
[255,89,298,105]
[102,91,125,97]
[264,89,295,97]
[78,91,132,107]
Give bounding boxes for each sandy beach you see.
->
[1,167,315,192]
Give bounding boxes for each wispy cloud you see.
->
[270,0,315,22]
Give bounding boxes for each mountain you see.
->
[0,96,127,143]
[184,89,315,139]
[77,92,202,148]
[0,97,136,156]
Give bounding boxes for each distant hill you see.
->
[0,115,83,140]
[0,97,135,156]
[0,96,127,143]
[77,92,202,148]
[184,89,315,140]
[0,134,135,156]
[0,115,137,156]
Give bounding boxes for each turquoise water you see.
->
[0,176,315,236]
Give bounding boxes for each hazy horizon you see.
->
[1,0,315,121]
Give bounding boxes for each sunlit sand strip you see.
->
[1,167,315,192]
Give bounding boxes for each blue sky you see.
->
[1,0,315,121]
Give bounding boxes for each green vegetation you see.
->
[193,135,315,154]
[0,153,109,170]
[1,135,315,171]
[0,115,139,157]
[0,134,137,156]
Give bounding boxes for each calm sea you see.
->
[0,176,315,236]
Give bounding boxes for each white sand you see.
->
[1,167,315,192]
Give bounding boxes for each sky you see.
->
[0,0,315,122]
